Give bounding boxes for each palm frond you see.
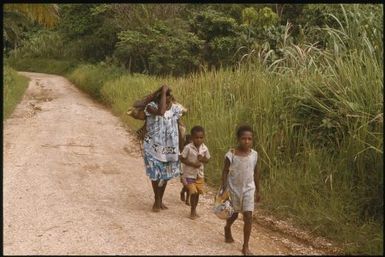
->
[4,4,59,28]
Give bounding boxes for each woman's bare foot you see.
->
[152,203,161,212]
[189,213,200,220]
[224,226,234,243]
[242,246,253,256]
[180,192,185,202]
[185,199,190,206]
[160,203,168,210]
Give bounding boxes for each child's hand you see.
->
[198,154,209,163]
[193,162,202,168]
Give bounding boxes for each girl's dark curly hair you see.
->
[236,125,253,138]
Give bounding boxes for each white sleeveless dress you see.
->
[225,149,258,212]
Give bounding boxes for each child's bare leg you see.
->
[180,186,186,202]
[151,181,161,212]
[159,181,168,209]
[225,212,238,243]
[189,193,198,219]
[241,211,253,255]
[195,194,200,216]
[185,191,191,205]
[189,193,200,219]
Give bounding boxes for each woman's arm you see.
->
[145,85,169,116]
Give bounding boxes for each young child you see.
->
[180,126,210,219]
[180,134,192,205]
[220,125,260,256]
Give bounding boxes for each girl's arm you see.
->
[221,157,231,192]
[254,164,260,202]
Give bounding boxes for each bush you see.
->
[10,30,67,59]
[189,9,243,68]
[7,57,79,75]
[114,21,204,76]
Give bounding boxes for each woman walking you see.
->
[143,85,184,212]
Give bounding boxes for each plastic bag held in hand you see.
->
[213,187,234,220]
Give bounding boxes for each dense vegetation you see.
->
[4,4,383,255]
[3,66,29,120]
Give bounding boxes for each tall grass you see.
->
[65,30,382,253]
[68,63,126,101]
[3,66,29,120]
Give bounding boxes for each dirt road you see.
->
[3,72,332,255]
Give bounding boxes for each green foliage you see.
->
[278,4,305,24]
[57,4,120,62]
[3,4,59,51]
[243,7,278,29]
[206,4,248,23]
[3,11,32,51]
[3,65,29,120]
[58,4,96,40]
[110,4,189,31]
[190,9,239,40]
[238,6,280,60]
[115,21,204,76]
[10,30,67,59]
[189,9,243,68]
[7,57,79,75]
[242,7,258,26]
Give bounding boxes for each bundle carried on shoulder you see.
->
[127,90,160,121]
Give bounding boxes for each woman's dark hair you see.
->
[191,125,205,136]
[153,88,172,103]
[236,125,253,138]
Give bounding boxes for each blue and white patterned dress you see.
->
[143,101,183,181]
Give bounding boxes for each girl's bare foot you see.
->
[160,203,168,209]
[185,200,190,206]
[180,192,185,202]
[242,246,253,256]
[224,226,234,243]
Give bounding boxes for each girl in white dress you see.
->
[220,125,260,255]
